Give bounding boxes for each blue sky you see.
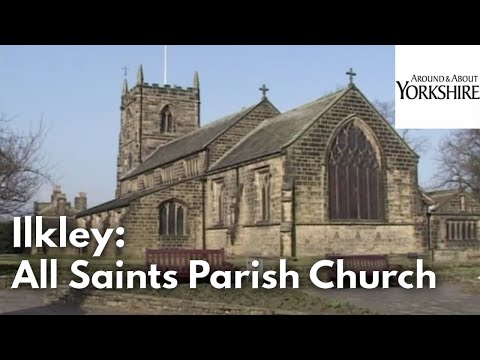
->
[0,45,447,208]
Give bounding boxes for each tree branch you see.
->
[0,114,52,216]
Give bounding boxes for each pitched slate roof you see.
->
[75,196,131,217]
[75,177,197,217]
[209,88,347,172]
[122,101,267,180]
[427,189,462,205]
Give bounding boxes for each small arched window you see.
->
[160,105,174,133]
[328,121,384,220]
[159,200,187,236]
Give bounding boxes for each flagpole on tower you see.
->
[164,45,168,85]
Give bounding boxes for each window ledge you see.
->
[328,219,388,225]
[446,239,479,243]
[158,235,189,240]
[207,224,227,230]
[256,220,272,226]
[243,222,280,228]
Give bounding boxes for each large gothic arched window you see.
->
[160,105,174,133]
[328,121,384,220]
[159,200,187,236]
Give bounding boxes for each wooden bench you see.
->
[325,254,402,286]
[145,248,235,279]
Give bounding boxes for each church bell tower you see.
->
[116,65,201,197]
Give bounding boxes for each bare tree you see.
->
[373,100,429,155]
[0,114,51,216]
[435,129,480,196]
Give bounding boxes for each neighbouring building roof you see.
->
[209,88,347,172]
[423,188,480,212]
[419,190,436,206]
[427,189,463,205]
[40,217,78,234]
[122,100,269,180]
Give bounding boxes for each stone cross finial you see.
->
[346,67,356,85]
[259,84,269,99]
[122,65,129,79]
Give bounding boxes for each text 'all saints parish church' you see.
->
[31,64,480,260]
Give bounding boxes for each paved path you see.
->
[0,289,141,315]
[305,282,480,315]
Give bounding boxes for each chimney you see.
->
[57,194,67,216]
[51,185,62,203]
[74,192,87,211]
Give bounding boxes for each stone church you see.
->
[71,65,434,259]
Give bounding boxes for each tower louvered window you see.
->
[160,105,174,133]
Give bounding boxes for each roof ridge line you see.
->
[208,88,349,173]
[281,88,350,150]
[207,102,282,172]
[202,99,272,148]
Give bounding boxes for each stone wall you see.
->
[237,225,282,257]
[205,229,229,251]
[122,179,204,258]
[139,85,200,158]
[285,88,423,256]
[206,157,285,257]
[433,248,480,263]
[45,286,304,315]
[295,224,421,257]
[78,178,202,260]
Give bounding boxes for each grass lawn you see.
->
[125,283,372,314]
[433,264,480,293]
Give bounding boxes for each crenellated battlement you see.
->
[122,83,199,104]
